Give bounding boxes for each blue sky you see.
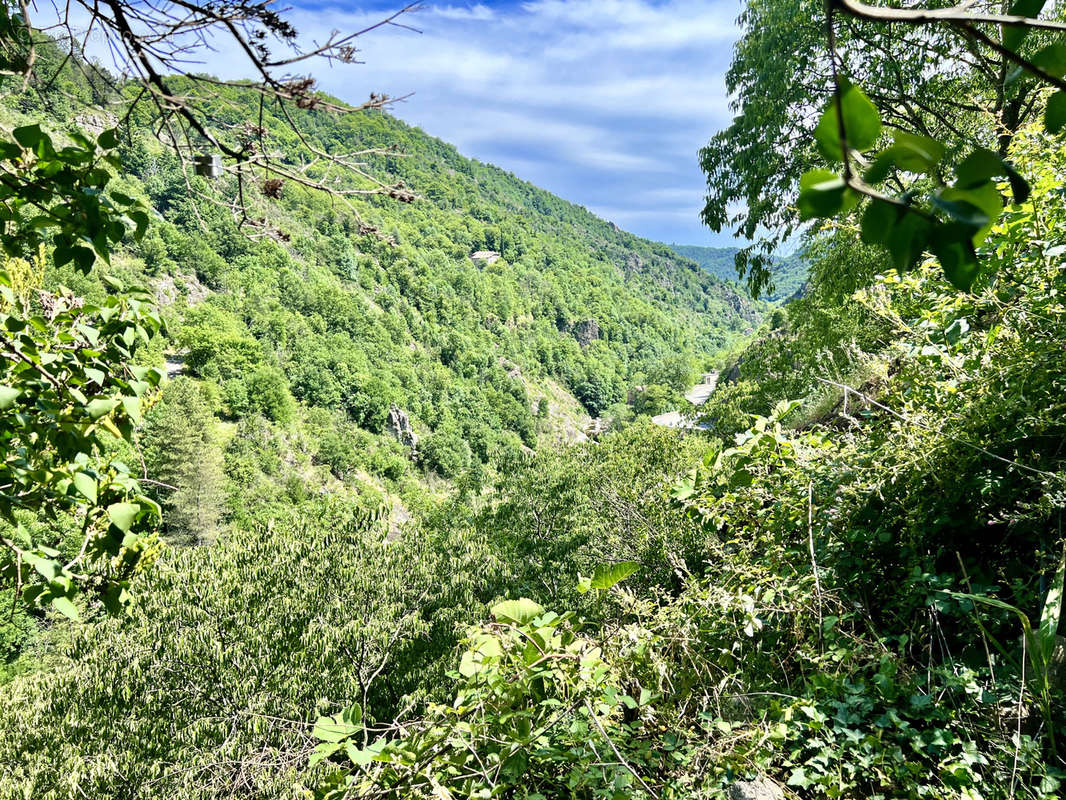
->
[190,1,747,246]
[272,0,747,246]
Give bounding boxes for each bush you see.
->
[246,365,296,424]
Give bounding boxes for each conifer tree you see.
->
[142,379,226,546]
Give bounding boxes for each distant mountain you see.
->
[667,244,808,302]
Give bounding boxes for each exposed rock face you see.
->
[726,778,786,800]
[573,318,600,346]
[385,405,418,452]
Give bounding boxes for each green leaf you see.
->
[940,183,1003,244]
[887,211,932,271]
[1045,91,1066,134]
[1039,549,1065,653]
[889,131,944,174]
[0,385,20,409]
[798,169,847,220]
[588,561,640,591]
[313,710,361,743]
[1031,43,1066,79]
[1004,0,1047,51]
[86,398,118,420]
[97,129,120,149]
[930,223,980,291]
[72,472,97,503]
[51,596,81,621]
[955,149,1004,189]
[12,124,44,149]
[308,741,341,768]
[954,148,1030,205]
[861,199,899,246]
[814,79,882,162]
[344,742,378,766]
[491,598,545,625]
[106,502,139,532]
[929,195,990,229]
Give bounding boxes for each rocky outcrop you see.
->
[726,778,785,800]
[385,405,418,452]
[573,319,600,346]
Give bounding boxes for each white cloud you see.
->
[75,0,744,244]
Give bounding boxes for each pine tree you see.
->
[142,378,226,546]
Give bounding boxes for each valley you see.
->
[1,4,1065,799]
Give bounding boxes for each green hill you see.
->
[667,243,807,300]
[0,59,759,526]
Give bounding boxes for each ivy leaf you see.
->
[814,79,882,162]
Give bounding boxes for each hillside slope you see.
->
[0,63,760,521]
[668,243,807,300]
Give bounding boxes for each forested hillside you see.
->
[2,2,1066,799]
[668,243,808,300]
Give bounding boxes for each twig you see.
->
[583,700,659,799]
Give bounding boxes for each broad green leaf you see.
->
[798,169,847,220]
[107,502,139,532]
[955,149,1004,188]
[1031,43,1066,79]
[345,742,378,766]
[861,199,898,246]
[491,598,544,625]
[308,741,341,768]
[890,131,944,174]
[51,596,81,621]
[87,397,119,420]
[588,561,640,591]
[97,129,120,149]
[23,552,59,580]
[940,183,1003,244]
[1045,91,1066,134]
[0,385,19,409]
[930,223,980,291]
[313,715,360,743]
[929,195,990,229]
[887,211,932,271]
[814,80,882,162]
[954,149,1030,204]
[12,124,44,149]
[72,472,97,503]
[1004,0,1048,51]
